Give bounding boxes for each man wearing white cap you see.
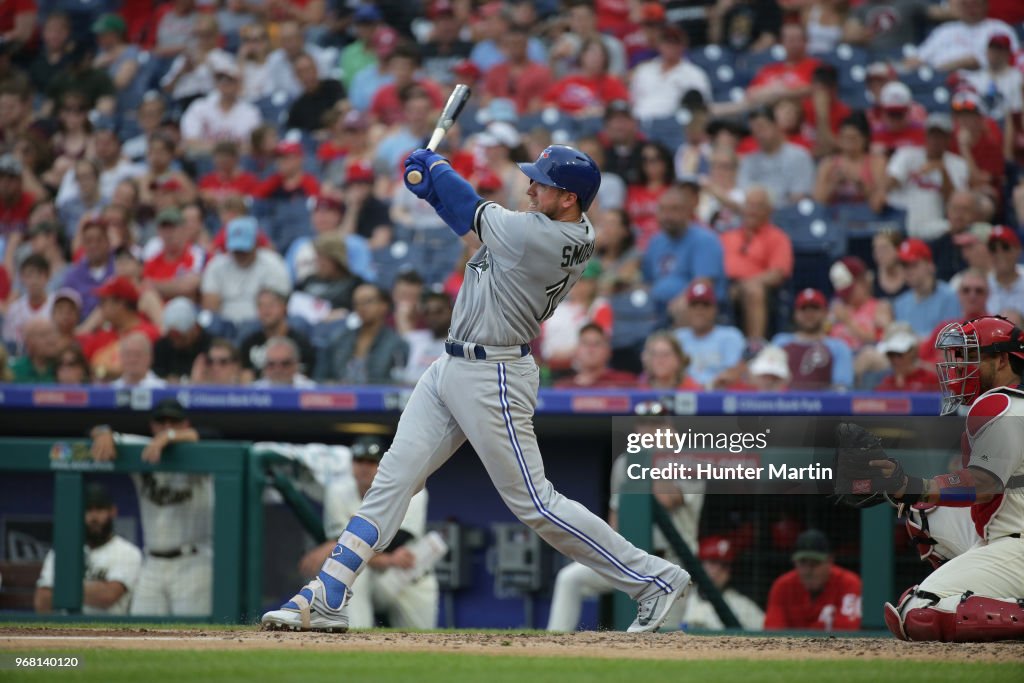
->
[875,324,939,392]
[153,297,212,383]
[746,345,791,392]
[200,216,290,325]
[870,82,926,157]
[181,59,262,156]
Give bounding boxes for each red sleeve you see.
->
[423,80,445,109]
[748,64,779,90]
[543,78,566,107]
[762,576,790,629]
[237,173,260,195]
[0,264,10,301]
[138,321,161,343]
[301,175,320,196]
[141,258,158,280]
[253,175,282,199]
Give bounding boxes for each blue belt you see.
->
[444,340,531,361]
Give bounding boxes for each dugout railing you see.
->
[0,435,942,629]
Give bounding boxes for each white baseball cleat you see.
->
[627,571,691,633]
[261,577,350,633]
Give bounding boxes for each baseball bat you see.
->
[406,83,472,184]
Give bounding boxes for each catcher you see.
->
[835,315,1024,642]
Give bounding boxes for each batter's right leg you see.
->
[546,562,613,632]
[263,359,466,631]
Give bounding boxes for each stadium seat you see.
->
[687,44,737,77]
[831,203,907,236]
[773,200,847,259]
[902,66,944,95]
[638,115,685,152]
[255,92,295,133]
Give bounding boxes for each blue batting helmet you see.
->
[518,145,601,211]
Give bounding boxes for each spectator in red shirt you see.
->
[746,23,821,108]
[722,187,794,341]
[0,153,35,276]
[78,275,160,382]
[198,141,259,207]
[481,26,552,114]
[764,530,862,631]
[142,208,204,301]
[254,141,320,200]
[875,325,940,392]
[555,323,636,389]
[949,90,1005,202]
[870,82,926,157]
[803,64,851,158]
[638,331,701,391]
[544,39,628,118]
[626,141,675,250]
[368,43,444,127]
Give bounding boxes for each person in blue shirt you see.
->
[641,180,725,315]
[771,288,854,391]
[673,281,746,388]
[892,238,961,338]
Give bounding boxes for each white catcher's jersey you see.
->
[37,535,143,614]
[450,202,595,346]
[963,386,1024,541]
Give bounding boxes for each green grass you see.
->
[1,650,1020,683]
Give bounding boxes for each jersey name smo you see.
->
[450,201,595,346]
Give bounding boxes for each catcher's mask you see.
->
[935,315,1024,415]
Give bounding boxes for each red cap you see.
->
[275,140,303,156]
[157,177,183,192]
[898,238,933,263]
[989,225,1021,249]
[795,288,827,309]
[430,0,455,18]
[476,169,503,192]
[93,275,139,304]
[347,160,375,183]
[989,33,1012,50]
[698,536,735,564]
[686,280,716,304]
[452,59,482,80]
[313,194,344,213]
[641,2,666,23]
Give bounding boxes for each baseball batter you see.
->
[264,145,691,633]
[858,316,1024,642]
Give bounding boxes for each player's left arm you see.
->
[404,150,482,238]
[83,580,128,609]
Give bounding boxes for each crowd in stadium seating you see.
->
[1,0,1023,393]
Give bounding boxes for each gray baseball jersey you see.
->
[450,201,596,346]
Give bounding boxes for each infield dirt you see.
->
[1,628,1022,662]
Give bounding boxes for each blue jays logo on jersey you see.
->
[467,251,491,279]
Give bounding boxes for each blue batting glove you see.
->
[404,157,434,199]
[407,148,447,171]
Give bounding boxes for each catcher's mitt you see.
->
[833,422,907,508]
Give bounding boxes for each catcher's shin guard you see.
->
[884,586,919,641]
[899,592,1024,642]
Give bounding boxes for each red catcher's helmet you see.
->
[935,315,1024,415]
